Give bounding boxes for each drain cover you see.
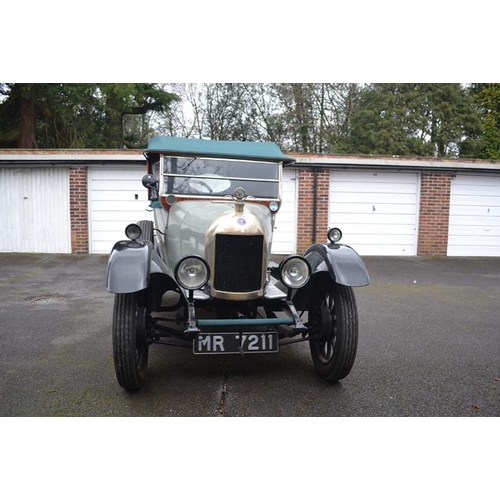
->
[31,296,65,305]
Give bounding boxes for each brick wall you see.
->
[63,163,455,257]
[296,169,330,254]
[69,166,89,253]
[417,173,452,256]
[295,168,453,256]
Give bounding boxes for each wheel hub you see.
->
[311,305,333,343]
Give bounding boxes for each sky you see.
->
[4,2,497,84]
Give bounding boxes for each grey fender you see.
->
[107,240,159,294]
[304,243,370,287]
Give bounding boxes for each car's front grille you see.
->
[214,234,263,292]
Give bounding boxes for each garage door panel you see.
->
[449,215,500,227]
[333,213,418,226]
[91,179,146,191]
[331,191,418,204]
[451,186,500,196]
[89,167,154,253]
[90,169,147,180]
[0,167,71,253]
[93,229,128,241]
[346,244,415,256]
[330,171,419,256]
[91,240,122,254]
[451,205,500,216]
[448,244,500,257]
[342,233,417,245]
[331,182,418,194]
[91,190,150,202]
[449,225,500,237]
[331,201,417,214]
[273,221,295,232]
[92,210,153,222]
[451,194,500,207]
[92,199,153,211]
[333,171,415,182]
[338,223,417,236]
[448,174,500,256]
[449,234,500,246]
[91,220,136,231]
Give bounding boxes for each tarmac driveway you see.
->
[0,253,499,417]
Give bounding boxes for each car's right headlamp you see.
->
[279,256,311,289]
[175,256,210,290]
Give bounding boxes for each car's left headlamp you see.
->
[175,256,210,290]
[125,223,142,241]
[279,256,311,289]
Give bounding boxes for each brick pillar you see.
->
[296,169,330,254]
[417,172,452,256]
[69,166,89,254]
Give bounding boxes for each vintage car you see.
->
[106,136,370,390]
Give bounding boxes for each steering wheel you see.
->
[188,179,214,194]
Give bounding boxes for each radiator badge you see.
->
[237,218,246,226]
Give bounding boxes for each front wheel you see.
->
[112,292,149,391]
[309,282,359,382]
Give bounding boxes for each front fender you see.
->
[106,240,153,294]
[304,243,370,287]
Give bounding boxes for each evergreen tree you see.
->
[463,83,500,159]
[0,83,177,148]
[349,83,480,157]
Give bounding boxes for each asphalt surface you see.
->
[0,252,499,417]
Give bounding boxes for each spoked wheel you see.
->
[112,292,149,391]
[309,282,359,382]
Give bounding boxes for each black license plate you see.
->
[194,332,279,354]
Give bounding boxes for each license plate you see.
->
[194,332,279,354]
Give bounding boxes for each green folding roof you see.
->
[144,136,295,164]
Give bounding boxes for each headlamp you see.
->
[279,256,311,289]
[175,256,210,290]
[327,227,342,244]
[269,201,280,212]
[125,223,142,241]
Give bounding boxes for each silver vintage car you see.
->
[106,136,370,390]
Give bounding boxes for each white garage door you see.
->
[89,167,154,254]
[272,168,298,255]
[90,167,298,255]
[329,171,420,256]
[448,174,500,256]
[0,167,71,253]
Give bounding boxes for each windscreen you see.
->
[159,156,281,199]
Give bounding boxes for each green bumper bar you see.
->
[197,317,294,327]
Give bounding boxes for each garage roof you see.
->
[0,150,144,166]
[1,149,500,173]
[289,153,500,173]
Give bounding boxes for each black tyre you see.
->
[309,282,358,382]
[112,292,149,391]
[137,220,154,244]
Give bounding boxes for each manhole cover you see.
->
[31,296,65,305]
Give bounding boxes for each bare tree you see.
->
[156,83,361,153]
